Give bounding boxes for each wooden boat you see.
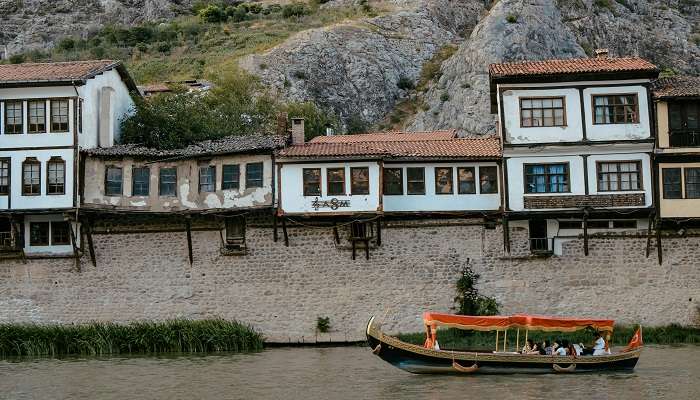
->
[366,312,643,374]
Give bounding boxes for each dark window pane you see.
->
[406,167,425,195]
[47,158,65,194]
[520,97,566,127]
[662,168,682,199]
[383,168,403,195]
[22,160,41,195]
[225,216,246,249]
[612,220,637,229]
[303,168,321,196]
[5,101,23,134]
[326,168,345,196]
[246,162,263,188]
[199,166,216,192]
[558,220,582,230]
[685,168,700,199]
[457,167,475,194]
[51,221,71,245]
[597,161,641,192]
[350,167,369,195]
[105,167,123,196]
[525,164,568,193]
[50,99,70,132]
[28,100,46,133]
[222,164,240,190]
[435,167,453,194]
[0,159,9,195]
[593,94,639,124]
[30,222,49,246]
[479,166,498,194]
[132,167,150,196]
[588,220,610,229]
[159,168,177,196]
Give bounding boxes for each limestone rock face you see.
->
[240,0,485,127]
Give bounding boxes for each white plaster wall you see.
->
[583,85,651,141]
[382,162,501,212]
[501,88,582,144]
[279,162,380,214]
[0,148,74,210]
[77,69,135,149]
[506,155,585,212]
[587,153,652,207]
[22,213,77,255]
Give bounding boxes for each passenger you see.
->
[573,342,583,356]
[540,340,550,355]
[553,340,567,356]
[567,341,578,358]
[521,339,534,354]
[592,332,607,356]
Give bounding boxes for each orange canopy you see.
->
[423,312,615,333]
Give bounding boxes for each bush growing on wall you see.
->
[454,265,500,316]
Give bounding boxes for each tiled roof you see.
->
[84,134,287,158]
[652,76,700,98]
[489,57,658,80]
[309,130,457,143]
[279,132,501,160]
[0,60,121,84]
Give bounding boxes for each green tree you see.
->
[454,265,499,316]
[199,4,228,23]
[346,114,369,134]
[283,101,339,141]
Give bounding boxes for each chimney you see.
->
[594,48,609,59]
[276,112,288,136]
[291,117,305,145]
[325,124,335,136]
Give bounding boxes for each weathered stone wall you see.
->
[0,217,698,342]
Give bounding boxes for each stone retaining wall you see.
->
[0,218,698,342]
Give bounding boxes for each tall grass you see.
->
[397,324,700,351]
[0,319,264,358]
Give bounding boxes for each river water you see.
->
[1,345,698,399]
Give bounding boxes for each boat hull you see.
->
[366,317,640,375]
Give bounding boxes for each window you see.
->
[383,168,403,195]
[520,97,565,127]
[326,168,345,196]
[132,167,150,196]
[406,167,425,195]
[662,168,682,199]
[303,168,321,196]
[593,94,639,124]
[669,101,700,147]
[47,157,65,195]
[159,168,177,196]
[558,220,582,230]
[199,166,216,193]
[225,216,246,250]
[0,159,9,195]
[51,221,71,245]
[350,167,369,195]
[685,168,700,199]
[28,100,46,133]
[597,161,641,192]
[222,164,240,190]
[612,220,637,229]
[50,99,70,132]
[588,220,610,229]
[105,166,122,196]
[457,167,476,194]
[435,167,453,194]
[246,162,263,188]
[525,164,569,193]
[479,166,498,194]
[29,222,49,246]
[5,101,23,134]
[22,158,41,195]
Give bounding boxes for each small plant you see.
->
[594,0,614,11]
[506,14,518,23]
[8,54,25,64]
[282,2,311,18]
[198,4,228,23]
[440,92,450,102]
[397,76,415,90]
[316,317,331,333]
[454,264,500,316]
[460,82,471,89]
[259,63,268,70]
[292,70,308,80]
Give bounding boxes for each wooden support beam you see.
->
[502,215,510,254]
[364,239,369,260]
[333,225,340,244]
[352,239,356,260]
[85,218,97,267]
[583,210,589,256]
[656,217,663,265]
[376,218,382,247]
[185,218,193,265]
[68,221,80,272]
[273,213,279,243]
[645,212,654,258]
[281,217,289,247]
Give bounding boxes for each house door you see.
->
[528,219,548,252]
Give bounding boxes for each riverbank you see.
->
[397,324,700,349]
[0,319,263,358]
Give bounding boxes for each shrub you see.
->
[155,42,172,53]
[292,70,308,80]
[230,5,249,22]
[454,265,499,316]
[283,101,339,141]
[506,14,518,23]
[440,92,450,102]
[199,4,228,23]
[417,44,457,91]
[346,114,369,134]
[316,317,331,333]
[8,54,25,64]
[397,76,415,90]
[594,0,614,11]
[461,82,471,89]
[282,2,311,18]
[57,37,76,51]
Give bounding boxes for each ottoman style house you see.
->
[489,51,660,255]
[0,60,137,258]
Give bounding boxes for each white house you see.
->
[489,51,659,255]
[0,60,137,256]
[276,120,502,217]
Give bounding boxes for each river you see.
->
[1,345,698,399]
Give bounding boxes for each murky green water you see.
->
[0,345,698,399]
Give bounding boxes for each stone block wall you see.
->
[0,217,698,343]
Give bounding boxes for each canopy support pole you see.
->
[495,330,499,352]
[525,330,528,347]
[516,329,520,352]
[503,329,507,352]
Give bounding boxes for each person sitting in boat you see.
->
[592,332,609,355]
[521,339,539,354]
[566,341,578,358]
[541,340,552,355]
[423,325,441,351]
[573,342,584,356]
[553,340,568,356]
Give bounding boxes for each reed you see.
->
[397,324,700,350]
[0,319,264,358]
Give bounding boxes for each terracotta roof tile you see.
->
[308,130,457,143]
[279,132,501,160]
[652,76,700,98]
[489,57,658,80]
[0,60,121,84]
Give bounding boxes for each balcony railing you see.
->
[669,129,700,147]
[0,231,15,251]
[529,238,553,255]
